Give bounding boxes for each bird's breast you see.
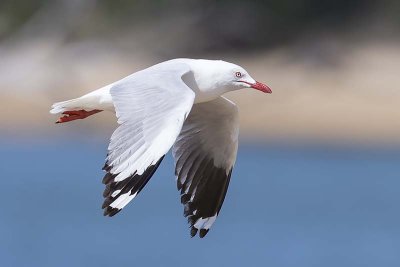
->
[189,84,229,104]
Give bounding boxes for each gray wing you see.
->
[172,96,239,238]
[102,62,195,216]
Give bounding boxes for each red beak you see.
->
[240,80,272,93]
[251,81,272,93]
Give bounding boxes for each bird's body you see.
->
[50,58,271,238]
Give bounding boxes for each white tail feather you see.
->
[50,98,84,114]
[50,85,114,114]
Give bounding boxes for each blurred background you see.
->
[1,0,400,266]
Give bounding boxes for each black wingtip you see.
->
[180,194,191,204]
[102,197,113,209]
[102,162,111,172]
[102,172,115,184]
[177,180,183,190]
[199,229,209,238]
[189,227,209,238]
[103,206,120,217]
[190,227,198,237]
[103,184,112,197]
[101,155,166,218]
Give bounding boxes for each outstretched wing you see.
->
[102,62,195,217]
[172,97,239,238]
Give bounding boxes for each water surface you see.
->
[1,139,400,267]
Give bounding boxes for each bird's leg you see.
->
[56,109,102,124]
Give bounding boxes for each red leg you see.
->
[56,109,102,124]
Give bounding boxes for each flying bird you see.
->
[50,58,271,238]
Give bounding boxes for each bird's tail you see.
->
[50,98,84,115]
[50,86,114,123]
[50,85,114,115]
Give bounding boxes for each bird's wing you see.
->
[102,62,195,217]
[172,96,239,238]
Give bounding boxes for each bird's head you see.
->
[191,60,272,95]
[228,64,272,94]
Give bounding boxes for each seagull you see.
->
[50,58,271,238]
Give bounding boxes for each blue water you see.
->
[1,138,400,267]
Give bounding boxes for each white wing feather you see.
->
[102,62,195,216]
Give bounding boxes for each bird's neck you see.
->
[182,59,233,103]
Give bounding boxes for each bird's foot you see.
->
[56,109,102,124]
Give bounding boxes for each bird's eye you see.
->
[235,72,242,78]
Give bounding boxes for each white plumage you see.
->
[50,58,271,238]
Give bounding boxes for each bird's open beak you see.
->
[250,81,272,94]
